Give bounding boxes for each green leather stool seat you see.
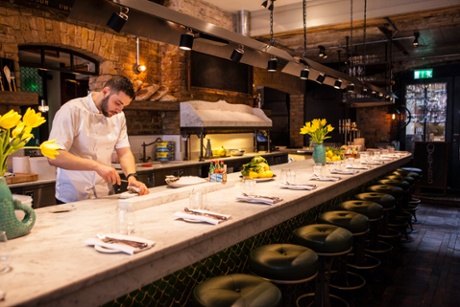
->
[394,170,420,179]
[386,174,415,185]
[368,184,405,200]
[193,274,282,307]
[398,167,422,174]
[293,224,353,255]
[378,179,410,190]
[249,244,318,283]
[317,211,369,235]
[355,192,396,210]
[338,200,383,221]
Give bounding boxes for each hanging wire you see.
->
[269,0,275,46]
[362,0,367,80]
[302,0,307,57]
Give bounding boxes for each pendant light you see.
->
[299,0,310,80]
[107,6,129,33]
[266,1,277,72]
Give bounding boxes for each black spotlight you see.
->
[267,57,277,72]
[333,79,342,89]
[318,46,327,59]
[300,67,310,80]
[230,45,244,62]
[347,83,355,93]
[361,87,368,95]
[268,1,275,11]
[179,30,194,51]
[261,0,268,8]
[413,31,420,47]
[107,7,129,33]
[315,73,325,84]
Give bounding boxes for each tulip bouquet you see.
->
[0,108,60,175]
[299,118,334,144]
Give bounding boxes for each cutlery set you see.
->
[1,66,16,91]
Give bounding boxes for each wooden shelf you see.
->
[0,92,38,106]
[125,100,179,111]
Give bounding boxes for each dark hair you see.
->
[104,76,135,100]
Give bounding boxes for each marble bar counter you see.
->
[0,153,412,306]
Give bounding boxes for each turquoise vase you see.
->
[0,176,36,239]
[312,143,326,165]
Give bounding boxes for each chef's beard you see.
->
[100,95,112,117]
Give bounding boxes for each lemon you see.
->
[217,146,227,157]
[248,171,258,179]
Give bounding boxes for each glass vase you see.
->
[312,143,326,165]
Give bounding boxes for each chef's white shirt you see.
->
[49,93,130,203]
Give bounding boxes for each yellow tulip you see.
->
[22,108,46,128]
[39,139,60,160]
[12,122,33,141]
[0,109,21,129]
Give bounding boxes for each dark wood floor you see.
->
[347,200,460,307]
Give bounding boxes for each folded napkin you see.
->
[280,183,318,190]
[236,194,283,205]
[310,176,341,182]
[84,234,155,255]
[362,161,382,165]
[330,169,360,175]
[346,166,370,170]
[173,210,230,225]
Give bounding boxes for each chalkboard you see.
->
[413,142,450,193]
[190,51,252,94]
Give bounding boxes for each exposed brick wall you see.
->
[356,106,392,148]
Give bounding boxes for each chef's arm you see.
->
[116,147,149,195]
[48,150,122,185]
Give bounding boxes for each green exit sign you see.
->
[414,69,433,79]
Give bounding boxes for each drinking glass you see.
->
[241,178,256,195]
[279,168,290,184]
[0,231,12,274]
[115,203,136,235]
[189,190,204,210]
[286,170,296,184]
[313,163,323,176]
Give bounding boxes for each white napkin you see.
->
[173,210,230,225]
[362,161,382,165]
[330,169,360,175]
[84,234,155,255]
[346,166,370,170]
[236,194,282,205]
[280,183,318,190]
[310,176,341,182]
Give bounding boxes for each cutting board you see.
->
[6,173,38,184]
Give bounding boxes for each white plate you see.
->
[166,176,208,188]
[240,175,276,182]
[94,245,122,254]
[182,218,204,223]
[50,204,76,213]
[118,191,138,199]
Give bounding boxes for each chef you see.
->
[48,75,149,203]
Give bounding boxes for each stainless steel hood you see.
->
[67,0,392,100]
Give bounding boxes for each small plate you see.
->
[118,191,138,199]
[94,245,122,254]
[50,204,76,213]
[240,175,276,182]
[182,218,204,223]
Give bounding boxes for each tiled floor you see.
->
[348,200,460,307]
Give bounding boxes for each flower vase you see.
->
[312,143,326,165]
[0,176,36,239]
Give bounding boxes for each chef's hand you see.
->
[95,164,121,185]
[128,177,150,195]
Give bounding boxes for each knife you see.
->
[183,207,229,220]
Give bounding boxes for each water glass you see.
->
[115,203,136,235]
[313,163,323,176]
[0,231,12,274]
[279,168,290,184]
[241,178,256,195]
[189,190,204,210]
[286,170,296,184]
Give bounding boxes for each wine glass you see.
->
[0,231,12,274]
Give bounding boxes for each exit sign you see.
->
[414,69,433,79]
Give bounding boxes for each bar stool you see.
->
[193,274,282,307]
[293,224,353,307]
[355,192,400,243]
[249,244,318,305]
[338,200,393,255]
[367,184,411,243]
[385,174,419,223]
[317,211,374,284]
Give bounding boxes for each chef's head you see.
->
[100,76,135,117]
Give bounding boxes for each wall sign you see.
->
[414,69,433,79]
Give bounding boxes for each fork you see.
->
[97,233,148,248]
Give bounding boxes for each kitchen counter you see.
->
[0,153,412,306]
